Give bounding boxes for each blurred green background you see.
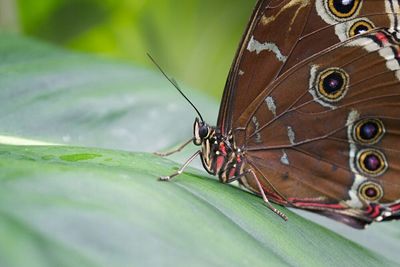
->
[0,0,254,99]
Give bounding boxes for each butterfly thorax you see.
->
[193,118,245,183]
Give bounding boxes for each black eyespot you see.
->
[328,0,361,19]
[353,119,385,145]
[317,67,349,101]
[358,181,383,202]
[323,72,344,94]
[349,20,374,37]
[360,123,378,139]
[365,187,377,198]
[199,125,209,139]
[356,149,387,176]
[364,154,381,171]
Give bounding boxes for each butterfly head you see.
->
[193,118,213,145]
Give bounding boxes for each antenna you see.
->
[147,53,204,122]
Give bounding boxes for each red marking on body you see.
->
[376,32,388,44]
[219,143,227,155]
[236,155,242,163]
[216,156,225,172]
[366,205,373,213]
[229,167,236,179]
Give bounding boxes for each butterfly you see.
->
[156,0,400,229]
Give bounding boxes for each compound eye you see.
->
[199,125,209,139]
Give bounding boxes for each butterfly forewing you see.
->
[218,0,313,134]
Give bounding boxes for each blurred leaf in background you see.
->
[0,0,20,32]
[13,0,254,98]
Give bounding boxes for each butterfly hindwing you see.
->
[240,28,400,227]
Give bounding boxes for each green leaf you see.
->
[0,144,396,267]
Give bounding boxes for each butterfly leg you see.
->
[248,169,288,221]
[159,150,201,181]
[154,138,194,157]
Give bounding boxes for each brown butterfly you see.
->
[156,0,400,229]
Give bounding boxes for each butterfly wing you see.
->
[241,28,400,228]
[220,0,400,228]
